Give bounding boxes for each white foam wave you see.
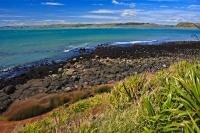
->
[63,49,70,53]
[112,40,159,45]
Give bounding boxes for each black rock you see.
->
[73,75,80,82]
[0,92,12,113]
[3,85,16,95]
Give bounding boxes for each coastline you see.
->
[1,22,199,29]
[1,40,200,118]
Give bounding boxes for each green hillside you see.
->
[19,61,200,132]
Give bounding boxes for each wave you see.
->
[110,40,172,46]
[63,49,71,53]
[109,39,194,46]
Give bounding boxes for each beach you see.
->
[0,41,200,119]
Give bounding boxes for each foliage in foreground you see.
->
[19,61,200,133]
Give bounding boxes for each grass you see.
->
[0,115,7,121]
[19,61,200,132]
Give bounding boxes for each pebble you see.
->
[73,58,77,61]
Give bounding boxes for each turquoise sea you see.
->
[0,27,200,69]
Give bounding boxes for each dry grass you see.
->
[3,84,114,121]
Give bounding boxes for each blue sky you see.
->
[0,0,200,26]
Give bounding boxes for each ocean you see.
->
[0,27,200,69]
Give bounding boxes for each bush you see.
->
[142,62,200,132]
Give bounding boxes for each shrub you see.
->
[142,64,200,132]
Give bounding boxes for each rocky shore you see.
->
[1,41,200,115]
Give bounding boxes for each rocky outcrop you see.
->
[0,41,200,114]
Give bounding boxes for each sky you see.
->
[0,0,200,26]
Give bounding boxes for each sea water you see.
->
[0,27,200,69]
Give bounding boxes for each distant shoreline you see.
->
[1,22,200,29]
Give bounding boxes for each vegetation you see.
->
[19,61,200,132]
[3,84,113,121]
[1,22,161,29]
[176,22,200,28]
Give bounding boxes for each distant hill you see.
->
[2,22,200,29]
[0,22,170,29]
[176,22,200,28]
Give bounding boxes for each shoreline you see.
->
[0,40,199,80]
[0,41,200,117]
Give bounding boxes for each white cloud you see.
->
[89,9,136,17]
[79,15,119,20]
[41,2,64,6]
[120,9,135,17]
[87,8,200,24]
[90,9,116,14]
[112,0,135,8]
[112,0,119,4]
[134,9,200,24]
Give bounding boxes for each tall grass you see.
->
[20,61,200,133]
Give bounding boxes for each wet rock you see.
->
[73,58,77,61]
[3,85,16,95]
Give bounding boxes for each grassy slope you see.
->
[19,61,200,133]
